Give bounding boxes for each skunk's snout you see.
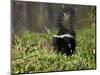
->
[68,43,71,48]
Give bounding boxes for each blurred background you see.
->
[12,0,96,33]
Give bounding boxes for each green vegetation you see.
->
[12,26,96,74]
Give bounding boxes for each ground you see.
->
[12,26,96,74]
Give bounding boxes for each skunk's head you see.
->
[52,33,76,55]
[63,35,76,55]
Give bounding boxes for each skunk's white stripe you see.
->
[53,34,74,38]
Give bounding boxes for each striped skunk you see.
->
[52,6,76,56]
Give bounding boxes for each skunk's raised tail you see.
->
[57,6,76,33]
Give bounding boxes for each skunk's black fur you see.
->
[52,6,76,56]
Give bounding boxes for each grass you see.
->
[12,26,96,74]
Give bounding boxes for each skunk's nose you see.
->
[68,43,71,48]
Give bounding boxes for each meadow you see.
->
[12,26,96,74]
